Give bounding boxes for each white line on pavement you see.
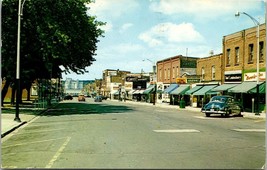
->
[153,129,200,133]
[15,128,65,135]
[45,136,71,168]
[2,137,69,149]
[233,129,265,132]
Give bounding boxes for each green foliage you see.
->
[2,0,105,84]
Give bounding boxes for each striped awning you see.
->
[193,85,218,95]
[170,85,190,95]
[185,85,203,95]
[228,81,264,93]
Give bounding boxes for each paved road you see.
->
[1,98,265,169]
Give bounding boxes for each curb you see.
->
[1,102,60,138]
[1,121,27,138]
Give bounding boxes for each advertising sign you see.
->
[244,72,266,82]
[176,78,187,84]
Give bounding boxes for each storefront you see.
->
[185,85,203,107]
[143,84,156,103]
[228,81,266,112]
[192,85,218,107]
[209,83,239,95]
[170,84,190,105]
[162,84,179,103]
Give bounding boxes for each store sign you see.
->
[180,59,197,68]
[157,82,163,91]
[225,74,242,82]
[176,78,187,84]
[124,82,133,90]
[125,76,150,82]
[244,72,266,82]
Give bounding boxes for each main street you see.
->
[2,98,265,169]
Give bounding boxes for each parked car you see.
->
[78,94,85,102]
[100,95,108,100]
[64,95,73,100]
[201,95,242,117]
[94,96,102,102]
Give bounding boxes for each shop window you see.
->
[259,41,264,62]
[235,47,240,65]
[226,49,230,66]
[248,44,254,63]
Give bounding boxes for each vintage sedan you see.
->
[201,95,242,117]
[78,94,86,102]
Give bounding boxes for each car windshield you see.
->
[210,96,228,103]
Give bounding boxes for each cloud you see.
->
[99,22,113,32]
[120,23,134,32]
[86,0,140,20]
[149,0,262,20]
[139,22,205,47]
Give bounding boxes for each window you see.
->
[201,67,205,81]
[248,44,254,63]
[172,67,175,79]
[211,65,215,80]
[167,68,171,80]
[159,69,162,80]
[235,47,239,65]
[176,66,179,77]
[226,49,230,66]
[164,69,167,80]
[259,41,264,62]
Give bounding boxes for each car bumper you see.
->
[201,110,227,114]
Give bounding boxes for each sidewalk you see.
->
[1,101,57,138]
[1,113,38,138]
[111,99,266,119]
[1,100,265,139]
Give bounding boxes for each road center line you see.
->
[153,129,200,133]
[45,136,71,168]
[233,129,265,132]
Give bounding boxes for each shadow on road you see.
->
[42,102,134,116]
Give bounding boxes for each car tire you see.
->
[205,113,210,117]
[224,110,231,117]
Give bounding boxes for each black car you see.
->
[201,95,242,117]
[64,95,73,100]
[94,96,102,102]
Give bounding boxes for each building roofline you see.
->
[157,55,199,63]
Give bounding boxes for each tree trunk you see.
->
[1,79,10,106]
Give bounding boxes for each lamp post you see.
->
[143,59,157,105]
[235,11,260,115]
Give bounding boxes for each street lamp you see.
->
[15,0,27,122]
[143,59,157,105]
[235,11,260,115]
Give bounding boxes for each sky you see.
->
[62,0,266,81]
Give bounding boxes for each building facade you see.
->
[157,55,198,84]
[196,53,223,83]
[62,78,94,96]
[102,69,131,98]
[223,24,266,83]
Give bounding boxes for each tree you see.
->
[1,0,105,104]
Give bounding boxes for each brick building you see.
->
[156,55,198,84]
[196,53,223,83]
[223,23,266,83]
[102,69,131,97]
